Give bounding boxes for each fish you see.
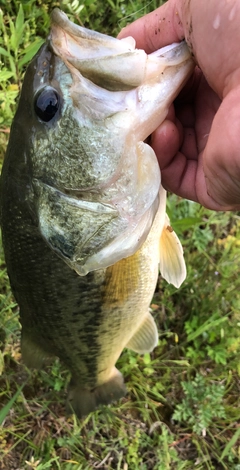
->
[0,9,194,417]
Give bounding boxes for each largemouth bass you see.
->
[0,9,193,417]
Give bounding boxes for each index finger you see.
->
[118,1,184,53]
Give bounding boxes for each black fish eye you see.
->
[34,87,60,122]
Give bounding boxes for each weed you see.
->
[172,373,226,436]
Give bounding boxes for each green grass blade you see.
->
[0,383,25,425]
[220,426,240,461]
[186,315,228,342]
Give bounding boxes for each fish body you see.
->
[0,10,193,416]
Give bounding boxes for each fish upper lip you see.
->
[50,8,133,50]
[49,8,148,91]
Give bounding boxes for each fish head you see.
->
[16,9,194,275]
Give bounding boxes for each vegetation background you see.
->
[0,0,239,469]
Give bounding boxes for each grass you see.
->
[0,1,240,469]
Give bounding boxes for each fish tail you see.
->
[67,367,126,417]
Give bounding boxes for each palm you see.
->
[153,70,222,206]
[154,60,240,209]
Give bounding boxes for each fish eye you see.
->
[34,87,60,122]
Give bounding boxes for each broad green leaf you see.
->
[10,5,25,51]
[0,71,14,81]
[18,38,45,69]
[0,46,11,58]
[172,217,202,231]
[15,3,24,33]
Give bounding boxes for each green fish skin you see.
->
[0,9,193,417]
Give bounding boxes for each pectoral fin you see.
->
[159,214,186,288]
[126,311,158,354]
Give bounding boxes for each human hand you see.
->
[118,0,240,210]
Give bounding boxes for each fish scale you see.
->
[0,9,193,416]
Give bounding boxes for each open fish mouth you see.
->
[50,9,192,92]
[50,9,147,91]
